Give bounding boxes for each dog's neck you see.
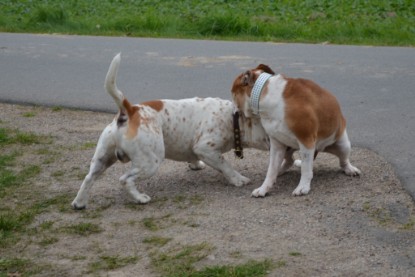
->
[250,72,273,115]
[238,113,270,151]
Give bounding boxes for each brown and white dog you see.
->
[71,54,269,209]
[231,64,361,197]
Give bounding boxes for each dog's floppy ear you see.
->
[256,64,275,75]
[241,70,253,86]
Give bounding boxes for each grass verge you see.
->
[0,0,414,46]
[150,242,275,277]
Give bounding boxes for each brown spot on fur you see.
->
[231,72,255,110]
[141,100,164,112]
[122,98,140,139]
[283,77,345,149]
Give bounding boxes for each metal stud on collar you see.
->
[250,72,272,115]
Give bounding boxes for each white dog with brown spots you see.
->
[231,64,361,198]
[72,54,269,209]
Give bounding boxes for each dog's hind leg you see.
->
[119,160,163,204]
[193,146,250,187]
[324,130,361,176]
[119,168,152,204]
[72,124,117,210]
[278,147,296,176]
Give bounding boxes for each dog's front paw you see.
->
[71,201,86,210]
[251,186,269,197]
[71,196,87,210]
[231,175,251,187]
[343,164,361,176]
[292,184,310,196]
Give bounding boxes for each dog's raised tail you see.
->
[105,53,125,110]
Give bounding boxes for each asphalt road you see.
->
[1,33,414,200]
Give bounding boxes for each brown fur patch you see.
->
[231,65,276,111]
[141,100,164,112]
[231,71,257,110]
[283,77,345,149]
[255,64,275,75]
[122,98,140,139]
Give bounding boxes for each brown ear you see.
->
[241,70,253,86]
[256,64,275,75]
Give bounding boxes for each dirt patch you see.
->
[1,103,415,276]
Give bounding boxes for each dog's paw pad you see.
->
[251,187,268,198]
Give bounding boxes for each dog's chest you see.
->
[259,85,300,149]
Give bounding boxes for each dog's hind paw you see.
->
[132,193,151,204]
[343,164,361,176]
[188,161,206,171]
[294,159,302,167]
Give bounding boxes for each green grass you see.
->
[142,214,172,231]
[0,128,51,146]
[192,259,275,277]
[150,242,214,277]
[0,138,39,244]
[22,112,36,118]
[289,251,302,257]
[150,242,275,277]
[88,255,139,272]
[61,222,103,236]
[0,193,74,247]
[0,127,49,198]
[143,236,172,247]
[0,0,414,46]
[0,257,48,276]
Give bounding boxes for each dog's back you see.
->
[143,97,235,161]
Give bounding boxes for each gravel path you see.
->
[1,103,414,276]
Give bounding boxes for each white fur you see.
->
[71,54,269,209]
[237,74,361,198]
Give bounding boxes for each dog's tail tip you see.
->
[114,52,121,62]
[105,52,125,110]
